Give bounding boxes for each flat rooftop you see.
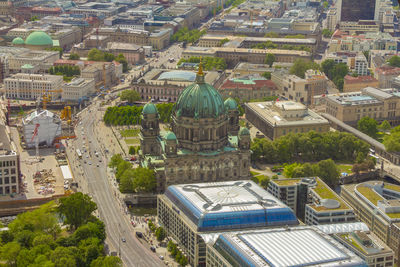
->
[211,227,366,267]
[246,101,329,126]
[164,180,298,231]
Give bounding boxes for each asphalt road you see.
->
[67,103,162,267]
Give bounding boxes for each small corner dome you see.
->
[142,102,158,115]
[12,37,24,45]
[239,127,250,136]
[25,31,53,46]
[164,131,177,141]
[224,97,238,110]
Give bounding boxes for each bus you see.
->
[76,149,82,159]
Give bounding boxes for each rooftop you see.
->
[164,180,298,231]
[211,227,366,267]
[310,179,350,211]
[344,75,378,84]
[245,101,329,126]
[337,231,392,256]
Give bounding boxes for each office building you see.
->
[341,181,400,261]
[268,177,356,225]
[338,0,378,22]
[245,101,330,140]
[61,78,95,102]
[271,69,328,105]
[205,226,367,267]
[158,180,298,266]
[4,73,63,100]
[0,123,20,195]
[324,87,400,126]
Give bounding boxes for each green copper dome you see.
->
[175,75,225,119]
[239,127,250,136]
[12,37,24,45]
[25,31,53,46]
[142,102,158,115]
[224,97,238,110]
[164,131,177,141]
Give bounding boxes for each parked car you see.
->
[136,232,143,238]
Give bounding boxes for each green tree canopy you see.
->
[383,126,400,152]
[357,117,378,139]
[264,32,279,38]
[58,193,97,230]
[120,90,141,103]
[69,53,80,60]
[262,71,271,79]
[264,53,275,67]
[289,59,320,78]
[379,120,391,131]
[388,55,400,67]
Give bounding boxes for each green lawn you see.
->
[125,138,139,145]
[250,171,260,176]
[120,129,140,137]
[337,164,353,174]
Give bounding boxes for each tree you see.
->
[219,38,229,46]
[115,54,128,72]
[58,193,97,230]
[358,117,378,139]
[109,154,123,168]
[88,49,104,61]
[0,242,21,266]
[315,159,340,187]
[388,55,400,67]
[322,29,332,38]
[289,59,320,78]
[129,146,136,155]
[69,53,80,60]
[383,126,400,152]
[120,90,141,103]
[264,53,275,67]
[262,72,271,79]
[264,32,279,38]
[322,1,329,9]
[155,227,166,241]
[90,256,122,267]
[333,77,344,91]
[379,120,391,131]
[132,167,156,193]
[321,59,336,80]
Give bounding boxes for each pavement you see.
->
[65,101,163,267]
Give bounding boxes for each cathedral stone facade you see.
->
[139,66,251,192]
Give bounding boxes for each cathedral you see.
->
[139,64,251,192]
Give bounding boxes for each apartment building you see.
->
[325,52,369,76]
[343,75,379,93]
[341,181,400,261]
[5,73,63,100]
[375,66,400,89]
[245,101,329,140]
[0,124,20,195]
[268,177,356,225]
[324,87,400,126]
[271,70,328,105]
[61,78,95,102]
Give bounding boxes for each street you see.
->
[66,101,163,267]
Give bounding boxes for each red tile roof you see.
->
[375,66,400,75]
[344,75,378,84]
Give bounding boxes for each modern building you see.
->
[140,67,251,191]
[4,73,63,100]
[268,177,356,225]
[181,46,312,68]
[324,87,400,126]
[334,230,394,267]
[61,78,95,102]
[343,76,379,93]
[218,75,278,101]
[341,181,400,261]
[271,70,328,105]
[325,52,369,76]
[0,123,20,195]
[158,180,299,266]
[132,69,224,102]
[327,7,338,31]
[22,109,62,148]
[204,226,367,267]
[245,101,330,140]
[337,0,379,22]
